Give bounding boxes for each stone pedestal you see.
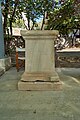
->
[18,30,61,90]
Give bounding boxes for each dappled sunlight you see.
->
[67,102,80,114]
[61,81,72,88]
[70,77,80,84]
[58,102,80,118]
[58,68,80,76]
[61,75,80,86]
[56,68,80,89]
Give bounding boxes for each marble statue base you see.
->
[18,71,61,91]
[18,30,61,91]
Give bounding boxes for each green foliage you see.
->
[47,0,80,35]
[12,19,25,28]
[2,0,80,33]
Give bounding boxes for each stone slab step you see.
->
[18,81,62,91]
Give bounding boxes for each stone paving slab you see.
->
[0,67,80,120]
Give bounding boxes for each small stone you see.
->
[33,110,36,114]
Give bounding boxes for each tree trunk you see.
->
[41,12,46,30]
[3,0,9,35]
[31,20,35,30]
[27,18,30,30]
[10,20,12,36]
[3,0,9,54]
[41,16,45,30]
[10,0,19,36]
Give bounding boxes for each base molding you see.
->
[18,81,62,91]
[18,71,62,91]
[21,71,60,82]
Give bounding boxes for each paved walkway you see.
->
[0,67,80,120]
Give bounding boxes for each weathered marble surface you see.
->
[18,30,61,90]
[21,30,58,73]
[25,39,54,72]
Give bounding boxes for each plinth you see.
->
[18,30,61,90]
